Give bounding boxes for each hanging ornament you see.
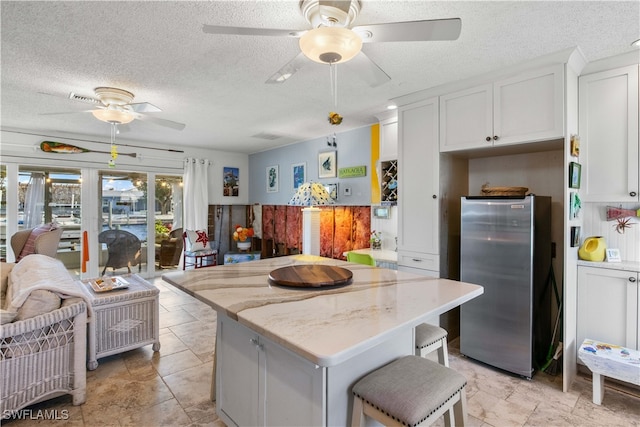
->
[328,112,343,125]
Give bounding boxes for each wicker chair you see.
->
[0,263,87,417]
[11,227,63,260]
[98,229,142,276]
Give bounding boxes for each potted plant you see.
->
[370,230,382,250]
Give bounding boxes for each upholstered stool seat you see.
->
[415,323,449,367]
[351,355,467,427]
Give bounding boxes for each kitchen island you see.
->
[163,255,483,426]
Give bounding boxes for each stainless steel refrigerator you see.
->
[460,195,552,378]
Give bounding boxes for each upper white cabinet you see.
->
[379,116,398,161]
[440,64,565,152]
[398,97,439,274]
[579,64,639,202]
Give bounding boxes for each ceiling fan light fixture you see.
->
[299,27,362,64]
[92,108,135,124]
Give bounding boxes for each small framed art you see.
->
[266,165,278,193]
[292,162,306,191]
[570,135,580,157]
[569,162,581,189]
[318,151,337,178]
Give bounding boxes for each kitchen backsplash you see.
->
[581,202,640,262]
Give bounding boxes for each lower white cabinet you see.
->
[577,266,639,354]
[217,314,324,427]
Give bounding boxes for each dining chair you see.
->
[183,230,217,269]
[346,252,377,266]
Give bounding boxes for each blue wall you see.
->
[248,125,373,205]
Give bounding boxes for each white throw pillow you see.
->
[187,229,209,251]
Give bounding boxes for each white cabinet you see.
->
[577,266,639,354]
[379,116,398,160]
[440,64,565,152]
[398,97,439,275]
[579,65,639,202]
[217,314,324,427]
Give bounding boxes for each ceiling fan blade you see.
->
[133,113,186,131]
[348,52,390,88]
[128,102,161,113]
[39,110,94,116]
[353,18,462,43]
[202,24,305,38]
[265,52,309,84]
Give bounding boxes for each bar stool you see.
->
[351,355,467,427]
[415,323,449,367]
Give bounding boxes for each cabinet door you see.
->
[217,317,260,427]
[577,267,639,350]
[579,65,639,202]
[494,64,564,146]
[380,118,398,160]
[398,97,439,259]
[439,84,493,152]
[263,338,324,426]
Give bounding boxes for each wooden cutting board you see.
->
[269,265,353,288]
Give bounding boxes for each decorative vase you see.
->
[371,239,382,250]
[578,236,606,262]
[237,240,251,251]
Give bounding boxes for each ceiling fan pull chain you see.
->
[109,122,118,168]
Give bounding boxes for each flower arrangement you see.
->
[370,230,382,250]
[233,225,254,242]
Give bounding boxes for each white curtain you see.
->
[24,172,45,228]
[183,158,210,232]
[171,182,183,231]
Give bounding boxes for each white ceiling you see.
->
[1,1,639,154]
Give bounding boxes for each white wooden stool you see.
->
[351,355,467,427]
[578,339,640,405]
[415,323,449,367]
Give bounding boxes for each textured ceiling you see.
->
[1,1,639,154]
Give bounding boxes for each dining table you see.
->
[162,254,483,427]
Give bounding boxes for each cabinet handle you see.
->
[630,192,637,197]
[250,338,259,346]
[432,195,437,199]
[493,135,499,141]
[412,258,422,262]
[485,136,491,142]
[630,277,637,283]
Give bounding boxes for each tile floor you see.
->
[4,276,639,426]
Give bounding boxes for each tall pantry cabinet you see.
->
[397,97,440,277]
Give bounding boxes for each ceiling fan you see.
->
[42,86,186,130]
[203,0,461,87]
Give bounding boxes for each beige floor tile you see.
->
[119,398,193,426]
[158,308,198,329]
[163,362,214,410]
[482,397,537,426]
[153,349,204,377]
[467,389,502,420]
[183,399,218,423]
[524,401,600,427]
[572,392,639,427]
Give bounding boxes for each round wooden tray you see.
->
[268,265,353,288]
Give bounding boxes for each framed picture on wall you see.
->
[266,165,278,193]
[318,151,337,178]
[223,166,239,197]
[292,162,306,191]
[569,162,581,189]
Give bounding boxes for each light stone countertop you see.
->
[163,255,483,367]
